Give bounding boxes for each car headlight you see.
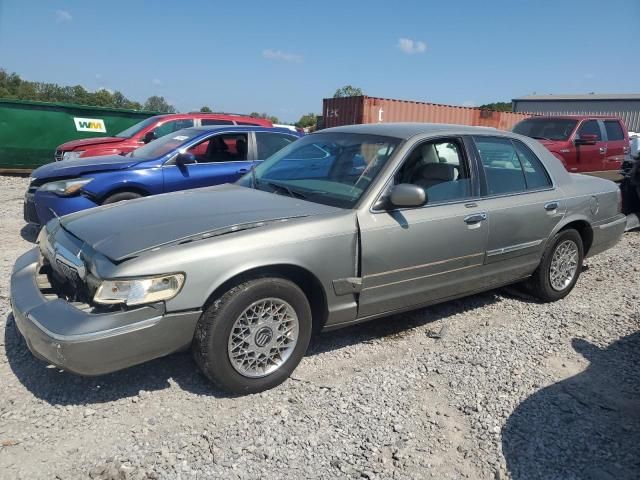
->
[62,151,85,161]
[38,178,93,196]
[93,274,185,306]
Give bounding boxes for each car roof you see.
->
[151,112,269,121]
[317,122,501,139]
[189,126,296,134]
[519,115,623,121]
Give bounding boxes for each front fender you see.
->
[83,169,164,199]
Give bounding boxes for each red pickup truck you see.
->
[55,112,273,161]
[512,115,630,180]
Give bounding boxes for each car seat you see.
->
[236,138,248,160]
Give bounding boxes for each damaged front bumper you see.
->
[10,248,201,376]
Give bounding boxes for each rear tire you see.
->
[101,191,142,205]
[527,229,583,302]
[193,277,312,394]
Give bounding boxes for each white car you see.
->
[274,124,298,133]
[629,132,639,159]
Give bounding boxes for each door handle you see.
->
[464,212,487,224]
[544,201,559,211]
[599,147,607,154]
[236,168,249,174]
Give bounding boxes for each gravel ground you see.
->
[0,174,638,479]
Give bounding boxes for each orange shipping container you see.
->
[322,96,529,130]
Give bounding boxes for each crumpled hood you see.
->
[60,184,342,261]
[58,136,126,150]
[32,155,145,180]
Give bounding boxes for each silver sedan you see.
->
[10,123,626,394]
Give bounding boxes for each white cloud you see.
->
[462,100,476,107]
[397,38,427,55]
[152,78,162,86]
[55,10,72,23]
[95,73,102,80]
[262,49,303,63]
[584,73,596,79]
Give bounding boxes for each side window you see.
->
[604,121,625,141]
[153,119,194,138]
[474,137,527,195]
[577,120,602,141]
[512,140,552,190]
[395,139,473,203]
[256,132,296,159]
[201,119,234,126]
[190,133,248,163]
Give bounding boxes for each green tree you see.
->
[0,68,148,110]
[143,95,176,113]
[333,85,364,98]
[295,112,317,129]
[249,111,280,123]
[200,105,213,112]
[478,101,512,112]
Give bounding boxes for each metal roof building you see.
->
[512,94,640,132]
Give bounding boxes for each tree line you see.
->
[0,69,176,113]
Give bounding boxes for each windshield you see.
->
[115,116,160,138]
[513,118,578,141]
[129,128,202,159]
[236,132,400,208]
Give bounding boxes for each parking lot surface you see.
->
[0,174,638,479]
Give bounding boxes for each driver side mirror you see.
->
[142,131,157,144]
[175,152,196,166]
[575,133,598,145]
[388,183,427,208]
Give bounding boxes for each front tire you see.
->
[193,277,312,394]
[101,191,142,205]
[528,229,584,302]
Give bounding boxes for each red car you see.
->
[513,116,630,180]
[55,113,273,161]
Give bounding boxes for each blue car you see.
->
[24,126,299,225]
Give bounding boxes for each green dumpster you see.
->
[0,99,157,171]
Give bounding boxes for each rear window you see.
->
[474,137,527,195]
[604,121,625,141]
[512,140,552,190]
[474,137,551,195]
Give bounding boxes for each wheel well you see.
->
[560,220,593,255]
[99,186,149,204]
[204,265,328,334]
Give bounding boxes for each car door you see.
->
[574,119,607,174]
[472,136,564,279]
[602,120,628,178]
[162,132,253,192]
[356,137,489,318]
